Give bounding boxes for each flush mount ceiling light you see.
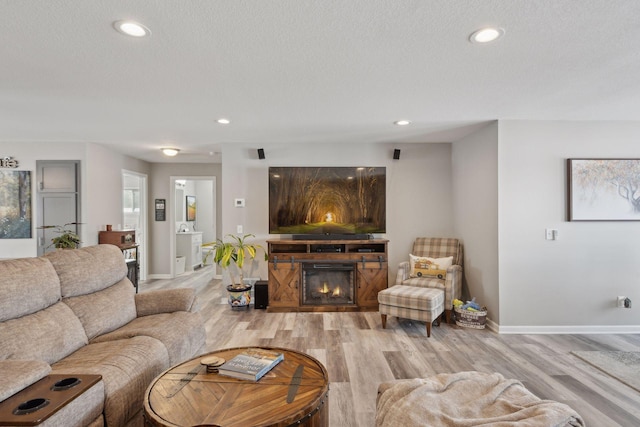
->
[113,20,151,37]
[469,27,504,44]
[161,148,180,157]
[216,118,231,125]
[394,120,411,126]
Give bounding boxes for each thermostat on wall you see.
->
[234,198,245,207]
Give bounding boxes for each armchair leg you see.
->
[426,321,431,337]
[381,314,387,329]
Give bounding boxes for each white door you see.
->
[36,161,79,256]
[122,171,147,281]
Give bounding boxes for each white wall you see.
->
[85,144,151,246]
[452,122,499,322]
[148,163,221,276]
[195,180,215,243]
[0,142,149,258]
[498,121,640,332]
[220,142,455,282]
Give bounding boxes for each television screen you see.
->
[269,167,386,235]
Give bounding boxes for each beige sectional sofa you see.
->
[0,245,206,426]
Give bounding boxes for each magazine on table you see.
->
[218,348,284,381]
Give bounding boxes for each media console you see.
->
[266,239,388,312]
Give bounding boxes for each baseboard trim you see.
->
[496,324,640,334]
[147,274,173,280]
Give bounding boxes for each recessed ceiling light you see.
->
[394,120,411,126]
[161,148,180,156]
[113,20,151,37]
[217,118,231,125]
[469,27,504,44]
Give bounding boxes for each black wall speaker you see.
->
[393,149,401,160]
[257,148,266,160]
[254,280,268,309]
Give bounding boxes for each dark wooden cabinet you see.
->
[266,239,388,312]
[99,230,139,292]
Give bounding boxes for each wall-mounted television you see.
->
[269,166,386,238]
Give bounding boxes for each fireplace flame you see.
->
[332,286,341,297]
[320,282,330,294]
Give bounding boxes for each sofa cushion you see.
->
[0,359,51,403]
[63,279,137,340]
[0,257,61,322]
[0,302,88,364]
[46,244,128,298]
[51,336,169,427]
[92,311,206,365]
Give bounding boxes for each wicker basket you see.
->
[454,307,487,329]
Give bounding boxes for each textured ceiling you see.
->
[1,0,639,163]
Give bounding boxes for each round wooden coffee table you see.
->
[143,347,329,427]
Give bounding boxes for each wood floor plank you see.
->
[141,269,640,427]
[556,374,638,427]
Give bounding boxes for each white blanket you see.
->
[376,371,585,427]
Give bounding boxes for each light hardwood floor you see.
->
[141,267,640,426]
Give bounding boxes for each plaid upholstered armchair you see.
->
[395,237,463,324]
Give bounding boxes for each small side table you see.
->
[0,374,101,426]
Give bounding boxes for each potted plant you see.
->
[205,234,268,307]
[207,233,267,284]
[39,222,82,249]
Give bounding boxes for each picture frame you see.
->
[0,170,32,238]
[186,195,196,221]
[567,158,640,221]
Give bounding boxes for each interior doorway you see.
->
[36,160,80,256]
[170,176,216,278]
[122,170,148,281]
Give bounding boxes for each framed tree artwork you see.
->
[186,195,196,221]
[0,170,32,238]
[567,158,640,221]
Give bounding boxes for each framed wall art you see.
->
[567,158,640,221]
[186,195,196,221]
[0,170,32,238]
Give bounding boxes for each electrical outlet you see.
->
[617,296,627,308]
[237,225,243,234]
[545,229,558,240]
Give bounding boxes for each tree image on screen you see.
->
[269,167,386,235]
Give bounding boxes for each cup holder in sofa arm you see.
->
[13,398,50,415]
[51,377,81,391]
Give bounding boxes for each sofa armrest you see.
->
[0,360,51,403]
[395,261,410,285]
[135,288,198,317]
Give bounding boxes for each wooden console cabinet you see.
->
[266,239,388,312]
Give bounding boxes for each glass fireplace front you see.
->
[302,262,355,306]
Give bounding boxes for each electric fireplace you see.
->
[302,262,355,306]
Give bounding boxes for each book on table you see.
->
[218,348,285,381]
